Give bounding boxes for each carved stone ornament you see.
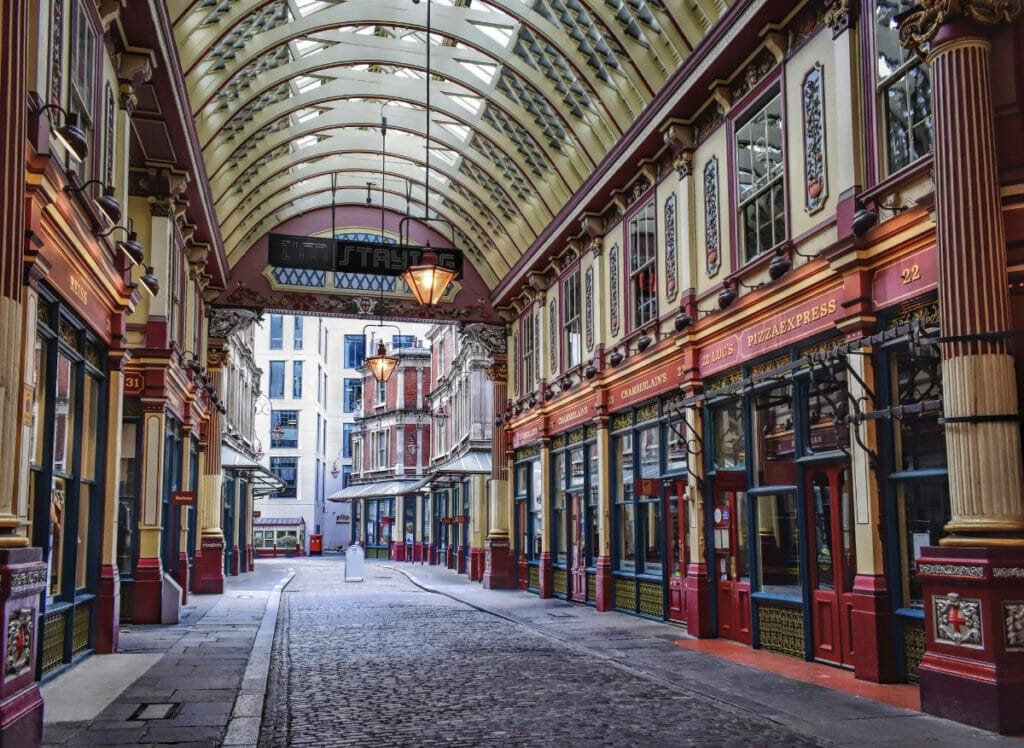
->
[918,562,985,577]
[899,0,1023,54]
[674,151,693,179]
[463,323,507,354]
[824,0,859,37]
[6,609,33,679]
[207,308,260,339]
[934,592,983,648]
[1006,601,1024,650]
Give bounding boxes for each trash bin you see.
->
[309,534,323,556]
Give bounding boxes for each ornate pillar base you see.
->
[456,548,466,574]
[850,573,897,683]
[0,549,47,748]
[193,537,225,594]
[246,544,254,572]
[446,545,454,569]
[482,536,514,589]
[230,546,240,577]
[393,542,406,562]
[95,565,120,654]
[918,546,1024,734]
[131,557,164,624]
[537,552,553,599]
[684,563,713,637]
[595,556,613,611]
[176,553,190,605]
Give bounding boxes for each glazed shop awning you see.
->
[221,443,262,471]
[327,480,421,502]
[254,516,305,527]
[407,450,493,492]
[251,468,286,496]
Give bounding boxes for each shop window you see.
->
[736,91,785,261]
[638,426,658,479]
[269,457,298,498]
[268,361,285,399]
[615,433,635,571]
[568,447,584,487]
[628,201,657,330]
[753,385,795,487]
[755,492,800,596]
[562,270,582,369]
[665,414,688,474]
[117,419,140,578]
[552,453,566,564]
[344,335,364,369]
[269,314,283,350]
[874,0,932,173]
[639,497,662,576]
[587,448,599,566]
[530,459,543,559]
[711,400,745,469]
[293,316,303,349]
[271,410,298,448]
[806,369,850,453]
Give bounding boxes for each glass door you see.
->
[666,480,687,622]
[569,492,586,601]
[807,465,856,665]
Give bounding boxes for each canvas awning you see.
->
[327,480,421,502]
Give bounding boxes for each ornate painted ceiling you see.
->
[167,0,732,295]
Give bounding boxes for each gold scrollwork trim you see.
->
[918,562,985,577]
[899,0,1023,55]
[993,567,1024,578]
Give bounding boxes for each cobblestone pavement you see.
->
[261,557,1009,748]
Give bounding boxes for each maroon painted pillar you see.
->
[194,348,225,594]
[683,562,712,636]
[469,547,485,581]
[538,551,553,599]
[483,358,515,589]
[849,574,896,682]
[246,544,254,572]
[0,552,47,748]
[899,8,1024,734]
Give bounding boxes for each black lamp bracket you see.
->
[96,224,133,239]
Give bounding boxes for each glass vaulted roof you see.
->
[169,0,730,289]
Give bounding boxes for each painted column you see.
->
[393,495,405,561]
[133,400,167,623]
[538,436,553,598]
[682,400,711,635]
[194,348,225,594]
[900,5,1024,733]
[594,415,613,611]
[483,359,514,589]
[177,432,192,600]
[0,8,47,736]
[468,473,487,581]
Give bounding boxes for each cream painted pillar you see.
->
[847,350,883,575]
[537,438,553,597]
[13,283,40,540]
[594,417,613,610]
[483,359,514,588]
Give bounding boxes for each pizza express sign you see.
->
[268,233,463,277]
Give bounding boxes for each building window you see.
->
[628,201,657,330]
[344,335,364,369]
[269,457,298,498]
[552,453,566,565]
[562,270,582,369]
[68,0,97,177]
[875,1,933,173]
[271,410,298,448]
[711,400,745,469]
[292,361,303,399]
[269,314,283,350]
[520,311,535,394]
[614,432,635,572]
[529,460,543,560]
[293,316,303,349]
[352,437,363,474]
[375,378,386,406]
[341,465,352,488]
[268,361,285,399]
[343,378,362,413]
[372,431,389,469]
[736,91,785,261]
[393,334,416,349]
[343,423,355,459]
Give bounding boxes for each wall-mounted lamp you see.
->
[139,266,159,297]
[34,104,88,162]
[401,245,457,306]
[97,224,145,266]
[718,279,738,310]
[768,240,817,280]
[64,180,121,225]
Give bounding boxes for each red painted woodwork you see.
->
[918,546,1024,734]
[806,465,856,666]
[132,557,164,624]
[667,481,687,623]
[482,536,515,589]
[569,493,587,602]
[230,545,240,577]
[176,553,189,605]
[246,544,254,572]
[95,564,120,654]
[456,547,466,574]
[193,537,225,594]
[684,563,713,637]
[849,574,897,682]
[446,544,454,569]
[538,551,552,598]
[713,473,752,644]
[393,542,406,562]
[595,556,613,612]
[0,550,47,748]
[469,547,485,581]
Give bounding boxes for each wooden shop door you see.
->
[714,472,752,644]
[807,466,856,666]
[515,500,529,590]
[569,492,587,602]
[666,480,687,622]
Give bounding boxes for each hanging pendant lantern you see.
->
[366,341,398,383]
[401,244,456,306]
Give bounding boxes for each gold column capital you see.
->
[899,0,1022,54]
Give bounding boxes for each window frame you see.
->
[733,87,787,263]
[268,361,285,399]
[626,199,658,332]
[561,267,582,371]
[344,335,364,369]
[520,310,535,395]
[343,378,362,413]
[292,360,303,399]
[269,315,284,350]
[293,316,303,349]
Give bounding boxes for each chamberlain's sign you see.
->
[268,233,463,277]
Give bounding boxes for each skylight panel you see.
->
[438,122,470,141]
[447,93,483,115]
[295,107,322,123]
[295,135,320,149]
[458,60,498,85]
[432,148,458,166]
[295,75,324,92]
[473,23,515,47]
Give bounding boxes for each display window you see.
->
[614,432,635,571]
[711,400,745,468]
